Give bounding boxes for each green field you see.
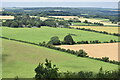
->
[72,22,97,26]
[1,26,118,43]
[2,39,118,78]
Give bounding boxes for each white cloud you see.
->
[1,0,119,2]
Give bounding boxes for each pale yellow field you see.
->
[30,16,48,20]
[50,16,79,20]
[70,26,119,34]
[79,17,118,26]
[0,16,14,19]
[56,43,119,61]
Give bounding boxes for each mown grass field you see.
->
[1,26,119,43]
[70,26,119,34]
[72,22,97,26]
[2,39,118,78]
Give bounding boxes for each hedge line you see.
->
[63,40,119,45]
[1,36,120,65]
[69,27,120,37]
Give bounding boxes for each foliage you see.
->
[64,34,75,45]
[35,59,59,79]
[47,36,61,45]
[76,50,87,57]
[102,57,109,62]
[34,60,119,79]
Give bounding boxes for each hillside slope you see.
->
[2,39,118,78]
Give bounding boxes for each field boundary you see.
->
[69,27,120,37]
[1,36,120,65]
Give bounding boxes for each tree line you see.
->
[2,15,70,28]
[47,34,119,45]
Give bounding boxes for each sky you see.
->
[1,0,119,8]
[1,0,120,2]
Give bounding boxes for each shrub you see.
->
[35,59,59,79]
[48,36,61,45]
[76,49,87,57]
[64,34,75,45]
[102,57,109,62]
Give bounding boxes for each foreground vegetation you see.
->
[34,59,119,79]
[2,39,118,78]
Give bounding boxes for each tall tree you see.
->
[64,34,75,45]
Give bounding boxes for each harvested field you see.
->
[70,26,119,34]
[56,43,119,61]
[0,16,14,19]
[30,16,48,21]
[50,16,78,20]
[79,17,118,26]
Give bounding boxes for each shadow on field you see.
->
[2,54,9,61]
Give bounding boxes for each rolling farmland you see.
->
[50,16,118,26]
[1,6,120,78]
[2,39,118,78]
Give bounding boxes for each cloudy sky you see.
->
[2,0,119,2]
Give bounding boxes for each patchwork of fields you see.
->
[56,43,119,61]
[49,16,118,26]
[2,39,118,78]
[70,26,119,34]
[1,15,119,78]
[1,16,118,26]
[1,27,118,43]
[78,17,118,26]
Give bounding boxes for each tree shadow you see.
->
[1,54,9,61]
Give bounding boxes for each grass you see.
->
[2,39,118,78]
[72,22,97,26]
[70,26,119,34]
[1,26,119,44]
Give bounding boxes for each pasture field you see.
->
[56,43,119,61]
[70,26,119,34]
[0,16,14,19]
[1,26,119,43]
[2,39,118,78]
